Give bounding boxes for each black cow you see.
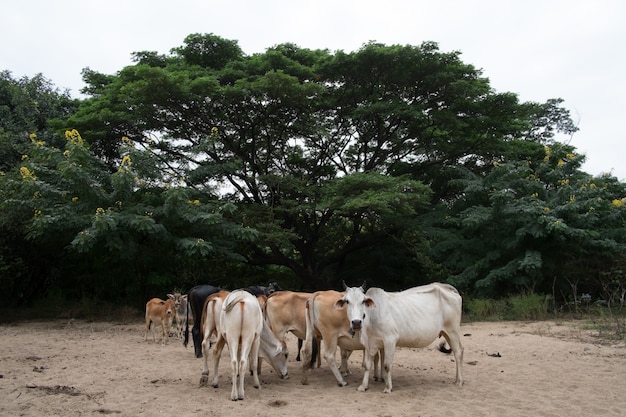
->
[243,282,283,297]
[184,284,221,358]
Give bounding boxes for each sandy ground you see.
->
[0,319,624,417]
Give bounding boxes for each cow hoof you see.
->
[383,388,392,394]
[338,381,348,387]
[199,374,209,387]
[301,378,308,385]
[357,385,368,392]
[211,383,219,389]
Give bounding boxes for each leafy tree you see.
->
[0,129,257,306]
[64,35,581,290]
[432,142,626,299]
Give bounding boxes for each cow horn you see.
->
[342,280,348,290]
[360,281,366,291]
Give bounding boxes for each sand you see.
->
[0,319,624,416]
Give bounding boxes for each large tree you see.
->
[63,34,582,291]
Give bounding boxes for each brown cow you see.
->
[300,290,380,386]
[264,291,321,367]
[144,297,176,344]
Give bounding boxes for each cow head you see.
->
[335,283,374,333]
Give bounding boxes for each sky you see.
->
[2,0,625,180]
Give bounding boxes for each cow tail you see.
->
[183,296,190,348]
[438,340,452,354]
[304,297,318,370]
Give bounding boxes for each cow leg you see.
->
[199,329,212,386]
[249,336,261,389]
[340,349,351,376]
[381,343,396,393]
[442,330,464,386]
[373,349,383,382]
[323,337,347,387]
[211,336,226,388]
[192,325,203,358]
[230,357,240,401]
[162,320,171,345]
[296,338,302,361]
[357,350,374,392]
[144,319,150,342]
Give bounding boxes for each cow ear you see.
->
[363,298,375,308]
[334,299,346,310]
[182,294,188,300]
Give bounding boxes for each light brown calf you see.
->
[144,297,176,344]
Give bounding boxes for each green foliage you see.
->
[433,142,626,299]
[465,294,550,321]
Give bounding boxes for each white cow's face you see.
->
[335,285,373,332]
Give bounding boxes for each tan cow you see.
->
[144,297,176,344]
[300,290,380,386]
[264,291,314,363]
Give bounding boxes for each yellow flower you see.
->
[29,133,37,140]
[189,199,200,205]
[543,207,550,212]
[569,195,576,203]
[118,155,132,172]
[20,166,37,181]
[612,199,624,208]
[121,136,131,143]
[121,155,132,166]
[530,193,538,198]
[211,127,218,135]
[21,154,28,160]
[544,145,551,161]
[65,129,84,144]
[63,150,70,157]
[72,196,79,202]
[33,191,41,199]
[34,209,42,217]
[557,159,565,167]
[96,207,105,215]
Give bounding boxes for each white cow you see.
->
[335,282,464,393]
[205,290,288,401]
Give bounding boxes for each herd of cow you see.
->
[144,282,464,401]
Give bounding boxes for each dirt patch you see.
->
[0,320,624,416]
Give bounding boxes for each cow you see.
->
[243,282,283,297]
[144,297,176,344]
[168,292,188,339]
[335,282,464,393]
[199,290,288,386]
[206,290,288,400]
[264,291,320,365]
[184,284,221,358]
[300,290,380,386]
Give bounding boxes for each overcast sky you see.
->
[2,0,624,180]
